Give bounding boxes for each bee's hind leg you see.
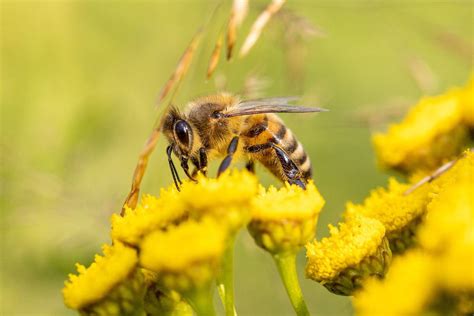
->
[217,136,239,176]
[246,142,306,189]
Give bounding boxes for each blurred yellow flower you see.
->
[346,178,432,254]
[306,213,390,295]
[460,74,474,126]
[373,84,469,173]
[420,174,474,290]
[63,242,141,312]
[179,170,258,231]
[111,188,187,245]
[139,218,227,292]
[248,181,325,254]
[353,250,436,316]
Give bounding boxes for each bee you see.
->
[162,93,327,190]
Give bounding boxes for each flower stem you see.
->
[184,287,216,316]
[273,252,310,316]
[217,234,237,316]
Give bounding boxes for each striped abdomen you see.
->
[242,114,312,182]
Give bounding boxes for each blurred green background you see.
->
[1,0,472,315]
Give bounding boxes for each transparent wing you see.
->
[222,97,328,117]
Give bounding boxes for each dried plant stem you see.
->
[122,128,161,213]
[239,0,285,57]
[273,252,310,316]
[217,235,238,316]
[404,148,473,195]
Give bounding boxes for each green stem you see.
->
[184,287,216,316]
[273,252,310,316]
[217,234,237,316]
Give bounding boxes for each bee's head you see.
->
[163,107,194,158]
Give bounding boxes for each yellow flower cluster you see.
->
[248,181,325,254]
[111,189,186,245]
[179,170,258,231]
[373,76,473,174]
[354,152,474,315]
[345,177,432,253]
[66,170,297,315]
[63,242,138,310]
[140,218,227,291]
[306,212,387,283]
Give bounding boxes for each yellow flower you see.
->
[306,213,390,295]
[460,74,474,126]
[346,178,432,254]
[139,218,227,292]
[111,188,187,245]
[63,242,143,313]
[248,181,325,254]
[372,85,469,174]
[419,174,474,291]
[353,250,436,316]
[178,170,258,231]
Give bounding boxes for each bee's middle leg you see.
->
[217,136,239,176]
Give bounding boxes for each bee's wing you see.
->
[222,97,328,117]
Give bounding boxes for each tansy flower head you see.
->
[372,86,469,174]
[178,170,258,232]
[139,218,227,292]
[63,242,145,314]
[111,187,187,245]
[460,74,474,127]
[419,172,474,255]
[306,213,390,296]
[346,177,432,254]
[353,250,436,316]
[248,181,325,254]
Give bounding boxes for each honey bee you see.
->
[162,93,327,190]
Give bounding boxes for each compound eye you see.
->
[174,120,193,149]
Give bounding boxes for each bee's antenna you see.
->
[167,145,182,191]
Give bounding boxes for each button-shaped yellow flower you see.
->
[353,250,436,316]
[372,85,469,174]
[139,218,227,292]
[306,213,390,296]
[111,188,187,245]
[346,177,432,254]
[179,170,258,232]
[248,181,325,255]
[420,174,474,295]
[63,242,145,314]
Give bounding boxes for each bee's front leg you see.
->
[217,136,239,176]
[199,147,208,176]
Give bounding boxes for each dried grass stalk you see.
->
[156,30,203,105]
[227,0,249,59]
[207,32,224,79]
[239,0,285,57]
